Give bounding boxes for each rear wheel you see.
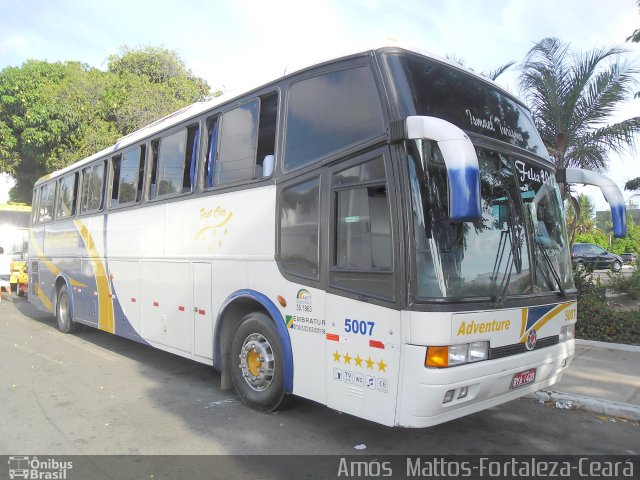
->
[56,284,77,333]
[230,311,287,412]
[611,260,622,272]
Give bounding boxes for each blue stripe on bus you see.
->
[214,289,293,393]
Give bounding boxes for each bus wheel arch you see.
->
[214,290,293,410]
[54,277,77,333]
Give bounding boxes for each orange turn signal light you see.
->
[425,346,449,368]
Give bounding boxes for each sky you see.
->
[1,0,639,210]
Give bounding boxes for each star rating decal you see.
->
[333,350,388,372]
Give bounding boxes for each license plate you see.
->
[511,368,536,389]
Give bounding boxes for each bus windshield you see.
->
[408,140,574,300]
[385,51,547,156]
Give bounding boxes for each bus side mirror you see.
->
[559,168,627,238]
[404,116,481,221]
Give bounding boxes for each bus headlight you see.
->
[425,341,489,368]
[468,341,489,362]
[560,324,575,342]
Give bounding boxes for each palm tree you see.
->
[519,37,640,172]
[628,0,640,44]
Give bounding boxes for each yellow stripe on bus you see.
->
[74,220,115,334]
[519,302,572,343]
[37,286,53,313]
[29,230,88,288]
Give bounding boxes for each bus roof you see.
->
[34,45,528,187]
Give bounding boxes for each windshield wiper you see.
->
[536,240,566,296]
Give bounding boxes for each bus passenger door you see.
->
[324,149,403,427]
[193,262,213,360]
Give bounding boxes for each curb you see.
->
[528,390,640,421]
[575,339,640,353]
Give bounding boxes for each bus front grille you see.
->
[489,335,559,359]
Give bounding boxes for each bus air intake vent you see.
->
[488,335,559,359]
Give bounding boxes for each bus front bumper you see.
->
[395,340,575,427]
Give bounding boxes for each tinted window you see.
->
[336,186,392,269]
[38,183,55,223]
[386,52,547,155]
[280,177,320,279]
[330,157,394,300]
[56,173,78,219]
[204,116,219,189]
[80,162,106,214]
[284,67,384,171]
[157,129,187,196]
[112,146,144,207]
[216,101,259,184]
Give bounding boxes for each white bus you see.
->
[29,47,626,427]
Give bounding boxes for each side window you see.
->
[279,176,321,280]
[111,146,145,208]
[38,183,56,223]
[80,161,106,214]
[211,92,277,187]
[31,188,40,225]
[216,101,259,185]
[284,66,384,171]
[330,156,394,300]
[256,92,277,178]
[56,173,78,219]
[150,125,199,199]
[204,116,219,189]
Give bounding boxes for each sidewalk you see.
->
[529,339,640,420]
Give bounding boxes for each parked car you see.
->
[620,252,637,265]
[571,243,623,272]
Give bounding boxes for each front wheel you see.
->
[230,312,287,412]
[56,284,77,333]
[610,260,622,272]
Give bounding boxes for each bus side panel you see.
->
[28,225,51,313]
[193,262,213,359]
[325,295,401,427]
[108,260,142,340]
[140,261,193,354]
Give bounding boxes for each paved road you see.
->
[590,265,635,283]
[1,297,639,457]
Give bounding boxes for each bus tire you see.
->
[56,284,77,334]
[230,311,287,412]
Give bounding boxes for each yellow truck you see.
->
[0,203,30,295]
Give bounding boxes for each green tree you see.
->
[628,1,640,45]
[519,37,640,172]
[566,193,596,233]
[0,47,214,203]
[626,177,640,191]
[105,46,215,133]
[628,0,640,98]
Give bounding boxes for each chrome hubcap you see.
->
[238,333,275,391]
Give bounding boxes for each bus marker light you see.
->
[426,346,449,367]
[326,333,340,342]
[199,309,206,315]
[131,298,136,303]
[277,295,287,307]
[179,306,185,311]
[369,340,385,349]
[153,301,159,307]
